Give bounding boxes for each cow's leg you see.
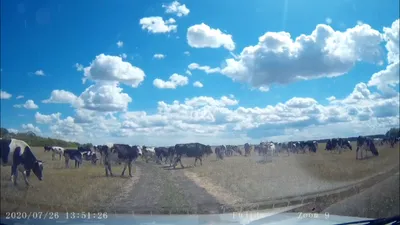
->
[59,153,62,160]
[22,170,30,186]
[52,152,55,160]
[105,164,109,177]
[107,163,113,177]
[199,157,203,166]
[128,161,133,177]
[172,157,178,169]
[356,147,359,159]
[194,158,197,166]
[121,161,127,176]
[11,165,18,186]
[65,158,69,168]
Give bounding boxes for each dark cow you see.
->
[104,144,140,177]
[304,141,317,153]
[173,143,212,168]
[244,143,251,157]
[0,138,44,186]
[63,149,84,168]
[44,146,52,152]
[325,139,341,153]
[356,136,379,160]
[154,147,170,164]
[214,145,225,160]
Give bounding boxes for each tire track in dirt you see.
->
[181,170,248,207]
[108,161,196,213]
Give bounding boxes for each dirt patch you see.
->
[182,170,247,206]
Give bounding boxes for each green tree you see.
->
[0,127,9,137]
[385,127,400,138]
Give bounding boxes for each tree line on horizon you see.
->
[0,127,398,147]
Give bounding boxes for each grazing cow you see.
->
[341,140,353,150]
[173,143,212,168]
[0,139,44,186]
[105,144,140,177]
[50,146,64,160]
[44,146,52,152]
[304,141,317,153]
[325,139,342,154]
[244,143,251,157]
[356,136,379,160]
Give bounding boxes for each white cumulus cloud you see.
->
[188,63,221,74]
[193,81,203,88]
[153,73,189,89]
[34,70,45,76]
[221,23,383,89]
[139,17,177,33]
[117,41,123,48]
[187,23,235,51]
[153,54,165,59]
[83,54,145,87]
[162,1,190,17]
[42,90,79,105]
[0,90,12,99]
[21,123,41,133]
[14,100,39,109]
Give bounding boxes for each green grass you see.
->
[0,147,130,214]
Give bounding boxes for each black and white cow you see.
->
[0,139,44,186]
[78,146,98,164]
[313,141,318,150]
[338,138,352,150]
[172,143,212,168]
[50,146,64,160]
[356,136,379,160]
[104,144,140,177]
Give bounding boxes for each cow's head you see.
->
[32,160,44,181]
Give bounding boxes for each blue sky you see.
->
[1,0,399,146]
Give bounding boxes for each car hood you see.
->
[0,204,371,225]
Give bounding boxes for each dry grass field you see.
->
[179,142,399,202]
[0,142,398,214]
[0,147,131,213]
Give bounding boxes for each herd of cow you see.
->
[0,135,398,187]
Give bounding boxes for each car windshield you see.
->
[0,0,399,224]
